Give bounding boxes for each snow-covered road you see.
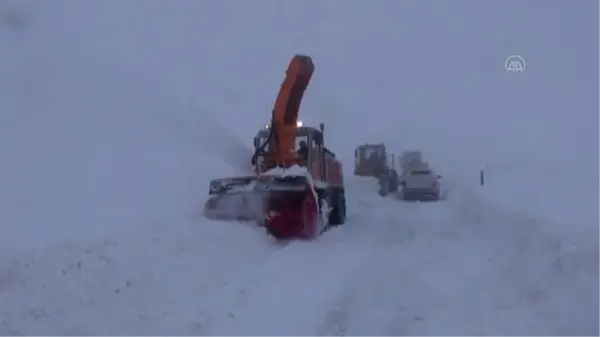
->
[319,184,598,336]
[1,175,596,335]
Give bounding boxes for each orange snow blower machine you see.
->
[203,55,347,240]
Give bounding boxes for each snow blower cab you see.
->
[253,122,328,176]
[354,143,388,178]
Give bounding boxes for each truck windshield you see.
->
[294,135,309,150]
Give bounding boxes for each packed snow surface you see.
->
[0,0,597,335]
[264,164,312,178]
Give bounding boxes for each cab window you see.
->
[362,147,374,159]
[294,135,309,150]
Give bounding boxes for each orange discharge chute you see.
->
[268,55,314,168]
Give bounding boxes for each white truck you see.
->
[398,151,441,201]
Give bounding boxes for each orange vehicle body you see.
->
[307,154,343,187]
[204,55,346,240]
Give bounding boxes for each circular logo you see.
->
[505,55,526,73]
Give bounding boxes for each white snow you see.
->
[0,0,597,335]
[263,164,329,190]
[263,164,312,179]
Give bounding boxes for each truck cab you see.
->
[252,122,343,188]
[354,143,388,177]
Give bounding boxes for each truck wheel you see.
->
[329,190,346,226]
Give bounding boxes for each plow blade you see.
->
[203,192,264,222]
[202,174,320,240]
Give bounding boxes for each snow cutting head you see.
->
[204,172,310,214]
[254,173,320,240]
[208,176,257,195]
[203,176,263,221]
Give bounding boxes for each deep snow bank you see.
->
[0,0,255,251]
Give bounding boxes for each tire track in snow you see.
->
[315,201,420,336]
[195,231,382,335]
[143,220,295,335]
